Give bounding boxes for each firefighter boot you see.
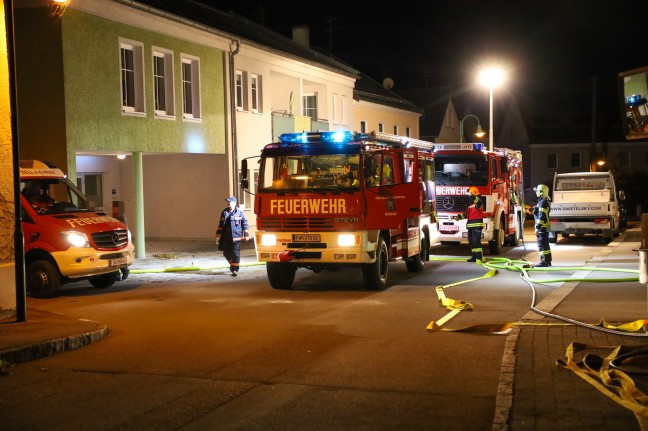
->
[467,248,483,262]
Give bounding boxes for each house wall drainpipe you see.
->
[228,39,240,200]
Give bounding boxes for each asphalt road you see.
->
[0,222,620,431]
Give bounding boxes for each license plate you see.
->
[443,225,459,232]
[292,234,320,242]
[109,257,127,266]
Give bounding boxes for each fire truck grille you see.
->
[438,195,473,212]
[260,217,335,231]
[92,229,129,249]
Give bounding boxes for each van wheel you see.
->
[362,237,389,290]
[267,262,297,290]
[89,271,119,288]
[27,260,61,298]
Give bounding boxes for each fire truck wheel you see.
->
[362,238,388,290]
[267,262,296,290]
[489,228,504,255]
[27,260,61,298]
[405,235,427,273]
[89,271,119,288]
[506,214,521,247]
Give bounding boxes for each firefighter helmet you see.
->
[468,186,480,196]
[534,184,549,198]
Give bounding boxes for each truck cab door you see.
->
[364,149,421,230]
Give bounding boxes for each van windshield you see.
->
[21,178,89,214]
[554,175,611,191]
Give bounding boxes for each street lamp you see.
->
[459,114,485,143]
[479,68,504,151]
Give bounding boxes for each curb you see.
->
[0,323,109,365]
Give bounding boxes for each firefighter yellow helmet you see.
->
[534,184,549,198]
[468,186,480,196]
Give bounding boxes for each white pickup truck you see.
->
[549,171,622,243]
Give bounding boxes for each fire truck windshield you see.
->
[259,152,361,191]
[434,154,489,186]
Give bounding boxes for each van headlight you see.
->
[61,231,90,248]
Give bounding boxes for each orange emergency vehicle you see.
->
[241,131,438,290]
[20,160,134,297]
[434,143,524,254]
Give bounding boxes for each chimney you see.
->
[292,25,310,48]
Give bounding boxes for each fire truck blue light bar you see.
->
[279,131,353,144]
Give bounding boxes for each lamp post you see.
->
[479,68,504,151]
[459,114,485,143]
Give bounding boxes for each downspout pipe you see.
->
[6,0,26,321]
[229,39,240,199]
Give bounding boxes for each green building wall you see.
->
[16,7,227,179]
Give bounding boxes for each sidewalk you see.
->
[1,231,647,430]
[496,227,648,431]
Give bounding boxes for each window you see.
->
[378,123,384,132]
[332,94,337,123]
[235,70,247,111]
[251,74,262,113]
[341,95,346,125]
[153,48,174,117]
[360,121,367,133]
[570,152,581,168]
[181,55,201,120]
[406,127,411,137]
[393,125,398,135]
[76,173,104,211]
[547,153,557,169]
[619,151,630,167]
[120,39,145,114]
[302,93,317,119]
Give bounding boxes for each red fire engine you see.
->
[433,143,524,254]
[241,131,438,290]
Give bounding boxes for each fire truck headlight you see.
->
[260,234,277,246]
[338,234,355,247]
[61,231,90,248]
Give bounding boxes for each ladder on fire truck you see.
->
[361,131,435,151]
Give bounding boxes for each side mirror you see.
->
[241,178,249,190]
[241,159,248,180]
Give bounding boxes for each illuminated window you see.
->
[153,48,174,117]
[302,93,317,119]
[251,74,262,113]
[120,39,145,114]
[181,55,201,120]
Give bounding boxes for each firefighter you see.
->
[216,196,250,276]
[533,184,552,267]
[456,186,484,262]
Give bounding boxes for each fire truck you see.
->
[240,131,438,290]
[433,143,524,254]
[20,160,134,297]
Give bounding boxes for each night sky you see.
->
[202,0,648,123]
